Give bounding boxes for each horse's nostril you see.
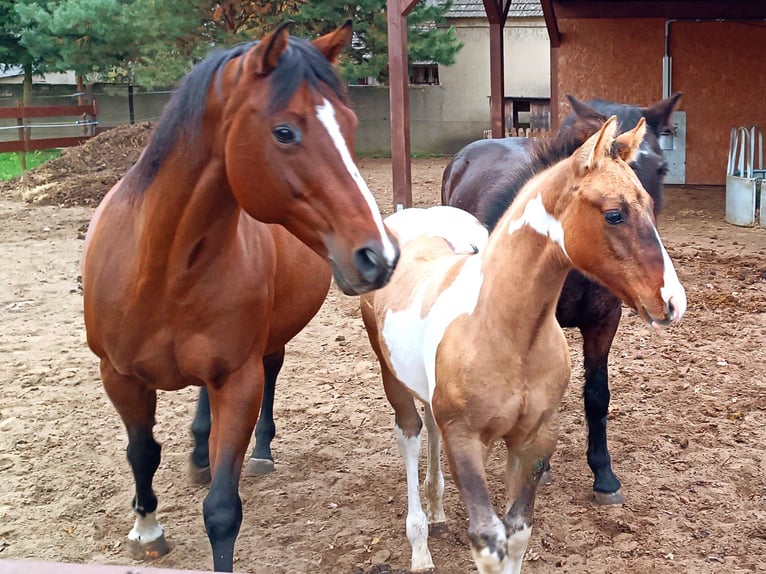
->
[354,245,386,284]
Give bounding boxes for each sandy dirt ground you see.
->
[0,139,765,574]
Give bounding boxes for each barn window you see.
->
[410,64,440,85]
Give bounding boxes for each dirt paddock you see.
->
[0,147,765,573]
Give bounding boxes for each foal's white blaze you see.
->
[316,98,397,263]
[653,228,687,325]
[128,511,164,544]
[507,194,569,259]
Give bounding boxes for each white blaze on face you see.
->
[315,98,398,264]
[653,228,687,324]
[507,193,569,259]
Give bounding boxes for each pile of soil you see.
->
[0,122,154,207]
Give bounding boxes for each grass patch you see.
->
[0,149,61,181]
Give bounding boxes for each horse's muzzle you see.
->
[332,241,399,295]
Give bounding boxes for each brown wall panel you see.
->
[556,18,766,185]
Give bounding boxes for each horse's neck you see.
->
[134,147,240,273]
[476,165,573,342]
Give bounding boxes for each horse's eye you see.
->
[272,125,300,145]
[604,210,625,225]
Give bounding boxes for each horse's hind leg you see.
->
[422,405,447,537]
[382,367,434,572]
[245,347,285,476]
[189,386,212,484]
[101,361,169,560]
[582,309,625,505]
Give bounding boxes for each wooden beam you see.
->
[540,0,561,47]
[550,45,560,132]
[387,0,413,209]
[552,0,766,20]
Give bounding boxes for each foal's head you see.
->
[556,116,686,328]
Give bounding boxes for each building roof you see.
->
[446,0,543,19]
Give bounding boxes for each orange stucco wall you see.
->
[556,19,766,185]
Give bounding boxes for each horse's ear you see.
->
[614,117,647,163]
[566,95,607,122]
[563,95,607,143]
[640,91,682,133]
[312,20,352,64]
[575,115,618,172]
[247,21,294,77]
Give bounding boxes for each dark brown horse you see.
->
[442,93,682,504]
[362,117,686,572]
[81,22,399,572]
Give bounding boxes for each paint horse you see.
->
[361,117,686,573]
[81,21,399,572]
[442,92,682,504]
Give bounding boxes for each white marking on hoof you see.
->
[128,511,164,544]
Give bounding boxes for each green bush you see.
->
[0,150,61,181]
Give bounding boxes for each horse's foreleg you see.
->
[204,358,265,572]
[441,431,506,574]
[101,361,169,560]
[582,311,624,505]
[422,405,447,537]
[502,433,552,574]
[189,386,212,484]
[245,348,285,476]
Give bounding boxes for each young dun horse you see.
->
[442,93,682,504]
[361,117,686,573]
[82,21,399,572]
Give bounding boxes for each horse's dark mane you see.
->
[481,131,591,230]
[127,36,346,194]
[482,101,651,230]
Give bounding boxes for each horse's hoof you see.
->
[128,533,170,560]
[188,461,211,485]
[244,457,275,476]
[594,488,625,505]
[429,521,449,538]
[540,469,553,486]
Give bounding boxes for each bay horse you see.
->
[361,117,686,573]
[442,92,682,504]
[81,21,399,572]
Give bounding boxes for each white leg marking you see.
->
[316,98,398,264]
[394,424,434,572]
[422,406,446,524]
[506,524,532,574]
[128,511,164,544]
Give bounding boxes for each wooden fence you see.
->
[0,101,98,153]
[483,127,552,139]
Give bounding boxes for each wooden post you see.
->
[387,0,419,211]
[482,1,513,139]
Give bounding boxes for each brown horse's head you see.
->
[558,116,686,328]
[220,21,399,295]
